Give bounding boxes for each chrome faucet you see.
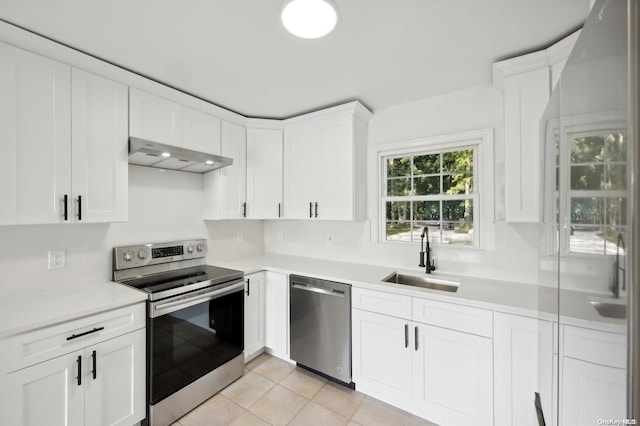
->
[419,226,436,274]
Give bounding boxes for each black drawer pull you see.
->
[77,195,82,221]
[76,355,82,386]
[91,350,97,379]
[63,194,68,221]
[66,327,104,341]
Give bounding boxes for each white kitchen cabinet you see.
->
[0,329,145,426]
[182,105,221,155]
[246,126,283,219]
[218,120,247,219]
[494,313,554,426]
[129,87,182,146]
[559,325,627,425]
[203,120,247,220]
[244,272,265,361]
[351,308,413,405]
[264,271,289,359]
[503,65,550,222]
[283,102,370,221]
[71,68,128,223]
[560,357,626,426]
[412,323,493,426]
[352,289,493,426]
[0,41,71,225]
[0,349,84,426]
[0,43,128,225]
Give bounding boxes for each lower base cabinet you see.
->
[244,272,265,360]
[264,272,289,359]
[352,294,493,426]
[0,328,145,426]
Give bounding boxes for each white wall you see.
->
[265,85,548,285]
[0,165,263,299]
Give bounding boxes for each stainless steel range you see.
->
[112,239,244,426]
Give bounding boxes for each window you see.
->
[560,130,628,255]
[382,146,477,246]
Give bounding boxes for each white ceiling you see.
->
[0,0,590,118]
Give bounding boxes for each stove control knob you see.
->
[123,251,133,261]
[196,244,204,252]
[187,245,194,253]
[138,250,147,260]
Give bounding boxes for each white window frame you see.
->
[542,112,627,257]
[371,129,494,250]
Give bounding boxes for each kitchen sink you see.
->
[382,272,459,292]
[590,300,627,319]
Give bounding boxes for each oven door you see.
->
[148,279,244,405]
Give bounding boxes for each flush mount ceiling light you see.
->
[281,0,338,39]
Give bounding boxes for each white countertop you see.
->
[0,282,147,338]
[214,253,626,333]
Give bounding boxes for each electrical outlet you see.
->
[326,234,334,245]
[48,250,65,269]
[277,231,284,241]
[236,233,244,244]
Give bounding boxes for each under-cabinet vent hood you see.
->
[128,137,233,173]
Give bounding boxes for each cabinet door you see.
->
[319,120,354,220]
[494,313,553,426]
[0,350,84,426]
[244,272,265,360]
[412,323,493,426]
[264,272,288,358]
[503,67,550,222]
[129,88,181,145]
[351,309,413,405]
[182,106,221,155]
[71,68,128,223]
[283,125,322,219]
[246,128,283,219]
[0,41,71,224]
[560,357,626,426]
[219,120,247,219]
[85,329,146,426]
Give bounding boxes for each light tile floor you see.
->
[173,353,438,426]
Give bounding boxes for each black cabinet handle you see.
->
[246,278,250,296]
[91,350,97,379]
[404,324,409,348]
[414,326,419,351]
[66,327,104,341]
[309,202,313,218]
[63,194,68,221]
[76,355,82,386]
[77,195,82,221]
[315,202,318,218]
[278,203,281,218]
[242,202,247,218]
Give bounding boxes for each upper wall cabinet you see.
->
[129,88,221,155]
[246,121,283,219]
[283,102,371,221]
[203,120,247,220]
[493,31,578,223]
[0,42,72,224]
[71,68,128,223]
[0,42,128,225]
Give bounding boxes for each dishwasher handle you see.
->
[291,283,345,297]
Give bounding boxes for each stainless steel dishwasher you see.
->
[289,275,352,386]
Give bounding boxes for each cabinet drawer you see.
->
[0,303,145,375]
[412,298,493,338]
[352,288,411,320]
[563,325,626,368]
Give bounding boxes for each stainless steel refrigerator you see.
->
[538,0,639,423]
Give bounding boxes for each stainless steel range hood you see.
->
[128,137,233,173]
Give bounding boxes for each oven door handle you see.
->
[151,280,244,317]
